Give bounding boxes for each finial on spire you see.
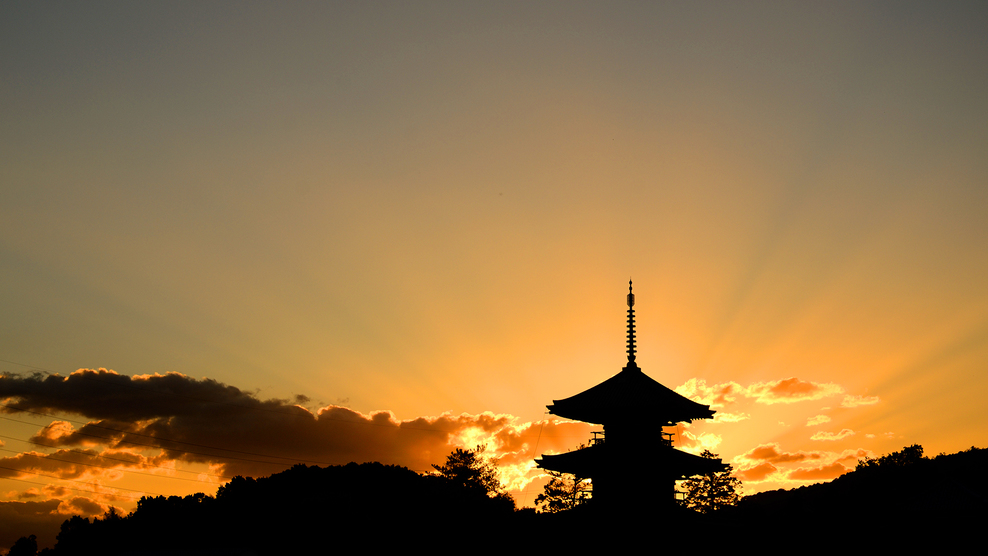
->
[626,280,637,369]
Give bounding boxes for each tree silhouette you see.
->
[857,444,925,470]
[433,444,506,498]
[7,535,38,556]
[535,471,590,513]
[681,450,741,514]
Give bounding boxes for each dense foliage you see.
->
[728,445,988,549]
[9,459,520,555]
[432,445,509,499]
[535,471,590,513]
[856,443,925,470]
[8,445,986,553]
[431,444,515,513]
[680,450,742,513]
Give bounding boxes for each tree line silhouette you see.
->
[712,444,987,550]
[9,448,524,555]
[8,444,986,554]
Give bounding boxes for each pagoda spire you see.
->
[626,280,637,369]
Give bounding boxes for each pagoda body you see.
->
[537,282,725,511]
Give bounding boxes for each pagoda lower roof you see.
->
[537,444,726,479]
[547,365,715,424]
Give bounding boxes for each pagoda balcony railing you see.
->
[584,431,678,448]
[661,431,675,447]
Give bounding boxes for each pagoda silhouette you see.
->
[537,281,726,512]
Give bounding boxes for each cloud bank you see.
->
[0,369,591,496]
[1,368,887,517]
[732,442,872,484]
[675,377,854,408]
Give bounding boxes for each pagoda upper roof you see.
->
[547,365,715,425]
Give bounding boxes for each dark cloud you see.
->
[16,488,41,499]
[43,484,70,498]
[1,369,571,479]
[2,369,263,421]
[0,499,62,550]
[0,448,154,480]
[60,496,108,517]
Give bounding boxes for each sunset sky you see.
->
[2,1,987,547]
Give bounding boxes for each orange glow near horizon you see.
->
[3,2,988,549]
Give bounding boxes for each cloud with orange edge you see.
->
[735,462,778,482]
[0,369,604,500]
[788,462,850,481]
[713,412,750,423]
[736,443,824,465]
[0,448,159,481]
[806,415,831,426]
[678,430,723,454]
[810,429,856,441]
[675,379,743,407]
[676,377,849,408]
[841,394,880,407]
[746,378,844,405]
[733,442,873,484]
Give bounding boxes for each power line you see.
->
[0,447,230,484]
[0,434,229,480]
[0,465,165,498]
[0,475,151,502]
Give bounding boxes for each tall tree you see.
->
[7,535,38,556]
[535,471,590,513]
[681,450,742,514]
[432,444,509,500]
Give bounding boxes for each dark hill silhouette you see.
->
[736,444,987,516]
[9,445,986,554]
[712,445,988,550]
[28,462,520,555]
[534,445,987,552]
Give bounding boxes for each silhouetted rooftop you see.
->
[538,441,726,477]
[547,366,715,425]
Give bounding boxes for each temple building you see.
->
[537,281,726,512]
